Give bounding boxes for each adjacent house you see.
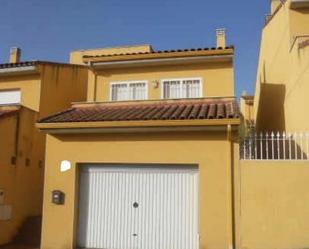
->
[0,48,88,246]
[238,1,309,249]
[254,0,309,131]
[37,30,241,249]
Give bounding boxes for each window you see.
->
[110,81,147,101]
[162,78,202,99]
[0,90,21,105]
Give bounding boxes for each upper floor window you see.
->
[161,78,202,99]
[0,90,21,105]
[110,81,147,101]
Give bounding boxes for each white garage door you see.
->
[77,165,199,249]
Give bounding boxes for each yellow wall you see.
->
[254,1,309,131]
[238,160,309,249]
[0,113,18,243]
[271,0,281,14]
[0,74,41,112]
[41,131,237,249]
[240,97,254,132]
[289,8,309,37]
[38,64,88,117]
[88,62,234,102]
[0,64,88,245]
[0,107,44,244]
[70,45,153,65]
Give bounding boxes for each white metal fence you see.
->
[240,132,309,160]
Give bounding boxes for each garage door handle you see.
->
[133,234,137,237]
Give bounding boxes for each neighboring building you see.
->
[37,30,241,249]
[254,0,309,131]
[0,48,88,246]
[240,92,254,134]
[238,2,309,249]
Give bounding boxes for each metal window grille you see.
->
[163,79,201,99]
[111,82,147,101]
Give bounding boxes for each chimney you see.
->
[270,0,281,14]
[216,28,226,48]
[9,47,21,63]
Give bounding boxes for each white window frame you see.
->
[160,77,203,99]
[109,80,148,101]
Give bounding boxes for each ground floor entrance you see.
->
[77,164,199,249]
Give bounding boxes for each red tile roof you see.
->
[83,46,234,59]
[0,109,18,118]
[39,98,239,124]
[0,61,86,69]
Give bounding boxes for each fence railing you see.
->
[240,132,309,160]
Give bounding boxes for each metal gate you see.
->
[77,165,199,249]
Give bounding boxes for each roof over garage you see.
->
[37,98,240,133]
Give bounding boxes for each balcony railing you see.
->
[240,132,309,160]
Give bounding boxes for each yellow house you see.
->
[0,48,88,246]
[37,30,241,249]
[237,2,309,249]
[254,0,309,132]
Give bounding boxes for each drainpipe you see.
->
[94,72,98,102]
[227,124,236,249]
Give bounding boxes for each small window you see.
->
[162,78,202,99]
[110,81,147,101]
[0,90,21,105]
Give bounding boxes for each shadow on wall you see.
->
[256,82,286,132]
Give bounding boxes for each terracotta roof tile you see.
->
[39,98,239,124]
[0,61,85,69]
[83,46,234,59]
[0,109,18,118]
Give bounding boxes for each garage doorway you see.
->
[77,164,199,249]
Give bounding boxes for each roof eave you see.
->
[0,65,39,76]
[37,125,239,135]
[90,54,233,69]
[37,118,240,134]
[84,48,234,63]
[0,105,20,118]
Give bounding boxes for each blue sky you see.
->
[0,0,269,97]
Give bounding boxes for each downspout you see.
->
[93,72,98,102]
[227,124,236,249]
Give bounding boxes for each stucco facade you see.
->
[40,131,239,249]
[0,1,309,248]
[37,32,241,249]
[254,0,309,131]
[238,160,309,249]
[0,61,88,245]
[86,61,234,102]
